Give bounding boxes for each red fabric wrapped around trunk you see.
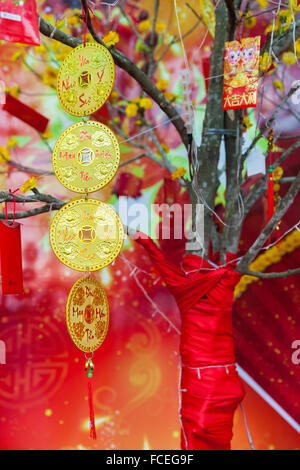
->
[134,232,245,450]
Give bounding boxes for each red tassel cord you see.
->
[266,128,274,244]
[86,359,97,440]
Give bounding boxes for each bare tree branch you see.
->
[238,267,300,279]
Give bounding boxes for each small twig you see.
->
[239,267,300,279]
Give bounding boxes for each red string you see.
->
[81,3,88,46]
[237,14,245,42]
[88,375,97,440]
[5,188,19,225]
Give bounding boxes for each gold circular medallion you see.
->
[66,276,109,352]
[52,121,120,193]
[57,43,115,116]
[50,198,124,271]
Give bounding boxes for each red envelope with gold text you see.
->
[223,36,260,110]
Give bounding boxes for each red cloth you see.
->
[0,221,24,294]
[135,232,245,450]
[3,94,49,133]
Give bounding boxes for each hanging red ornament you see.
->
[0,0,40,46]
[3,93,49,133]
[0,219,23,295]
[223,36,260,110]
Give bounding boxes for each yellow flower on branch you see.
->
[41,131,53,140]
[0,147,11,163]
[34,44,47,55]
[11,50,23,62]
[20,177,37,193]
[259,52,272,72]
[282,52,296,65]
[156,79,169,91]
[110,90,118,104]
[273,80,284,92]
[245,13,256,28]
[7,137,17,149]
[289,0,300,11]
[243,116,253,130]
[102,31,119,47]
[138,20,151,32]
[164,91,177,102]
[161,143,170,154]
[139,97,153,109]
[171,167,186,180]
[125,103,138,118]
[155,22,166,33]
[5,85,20,98]
[257,0,268,8]
[43,66,58,87]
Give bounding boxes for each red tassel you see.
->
[267,165,274,222]
[88,372,97,440]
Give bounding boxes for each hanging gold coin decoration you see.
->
[50,198,124,272]
[57,43,115,116]
[66,276,109,353]
[52,121,120,193]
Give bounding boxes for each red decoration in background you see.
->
[2,93,49,133]
[0,0,40,46]
[0,220,23,294]
[202,57,210,94]
[134,233,244,450]
[113,173,142,198]
[223,37,260,110]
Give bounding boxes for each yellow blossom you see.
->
[11,50,22,62]
[5,85,20,98]
[125,103,138,118]
[289,0,300,11]
[67,14,79,26]
[41,131,53,140]
[7,137,17,149]
[155,22,166,33]
[43,66,58,87]
[273,80,284,92]
[110,90,118,104]
[296,38,300,56]
[156,79,169,91]
[282,52,296,65]
[243,117,253,129]
[0,147,11,163]
[132,97,142,104]
[138,20,151,32]
[257,0,268,8]
[161,143,169,154]
[139,97,153,109]
[259,52,272,72]
[171,167,186,180]
[44,14,53,23]
[20,177,37,193]
[245,13,256,28]
[102,31,119,47]
[34,44,47,55]
[164,91,177,102]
